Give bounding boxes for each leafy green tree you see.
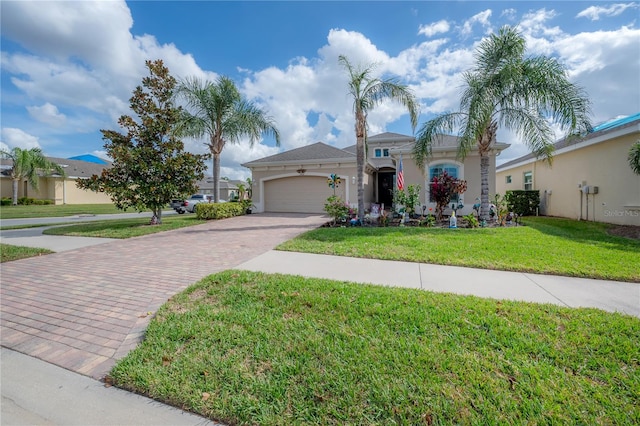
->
[339,55,419,222]
[77,59,207,224]
[413,26,591,220]
[629,140,640,175]
[0,147,65,205]
[175,76,280,203]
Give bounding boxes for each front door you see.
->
[378,172,395,207]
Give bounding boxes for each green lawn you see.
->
[111,270,640,426]
[1,243,53,262]
[43,214,204,238]
[0,203,127,219]
[277,217,640,282]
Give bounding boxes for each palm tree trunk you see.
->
[355,113,366,222]
[213,152,221,203]
[12,179,19,205]
[479,153,490,221]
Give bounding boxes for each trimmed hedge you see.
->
[505,190,540,216]
[195,202,245,220]
[1,197,54,206]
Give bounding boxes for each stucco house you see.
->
[195,177,245,201]
[496,113,640,226]
[0,156,113,204]
[242,132,510,215]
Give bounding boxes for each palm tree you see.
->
[629,140,640,175]
[175,76,280,203]
[0,147,65,205]
[413,26,592,221]
[339,55,419,222]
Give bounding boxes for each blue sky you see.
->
[2,1,639,179]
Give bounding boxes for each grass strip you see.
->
[43,215,204,238]
[1,243,53,262]
[277,217,640,282]
[0,203,126,219]
[111,270,640,425]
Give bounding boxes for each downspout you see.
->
[579,189,583,220]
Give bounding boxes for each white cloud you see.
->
[1,128,41,150]
[418,20,450,37]
[26,103,66,127]
[461,10,493,35]
[577,3,638,21]
[2,2,639,179]
[0,0,215,129]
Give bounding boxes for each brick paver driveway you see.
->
[1,213,326,379]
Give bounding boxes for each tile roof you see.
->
[242,142,355,166]
[0,156,112,179]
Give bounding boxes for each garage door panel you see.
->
[264,176,345,213]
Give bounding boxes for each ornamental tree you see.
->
[77,59,207,224]
[430,171,467,219]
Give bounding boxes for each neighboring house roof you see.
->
[242,142,355,166]
[0,156,112,179]
[196,178,239,191]
[67,154,109,164]
[497,112,640,171]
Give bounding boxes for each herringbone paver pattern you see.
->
[1,213,326,379]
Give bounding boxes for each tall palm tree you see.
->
[339,55,419,222]
[0,147,65,205]
[413,26,591,221]
[175,76,280,203]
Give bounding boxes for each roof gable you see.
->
[242,142,355,166]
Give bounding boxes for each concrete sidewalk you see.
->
[1,347,218,426]
[237,251,640,318]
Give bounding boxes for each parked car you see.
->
[175,194,225,214]
[170,199,184,210]
[174,194,210,214]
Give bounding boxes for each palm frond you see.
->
[413,113,464,169]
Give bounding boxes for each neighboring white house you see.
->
[242,132,510,214]
[496,113,640,226]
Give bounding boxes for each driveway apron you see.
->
[1,213,326,379]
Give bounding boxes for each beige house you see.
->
[496,113,640,226]
[242,132,510,214]
[0,156,113,204]
[195,177,245,201]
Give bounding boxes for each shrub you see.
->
[196,202,244,220]
[1,198,11,206]
[18,197,36,205]
[463,213,479,228]
[420,215,435,227]
[505,190,540,217]
[324,195,349,225]
[430,172,467,219]
[393,184,421,217]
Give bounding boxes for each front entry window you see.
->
[429,164,460,202]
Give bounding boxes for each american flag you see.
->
[396,155,404,191]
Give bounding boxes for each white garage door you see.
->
[264,176,344,213]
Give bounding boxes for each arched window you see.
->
[428,163,460,202]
